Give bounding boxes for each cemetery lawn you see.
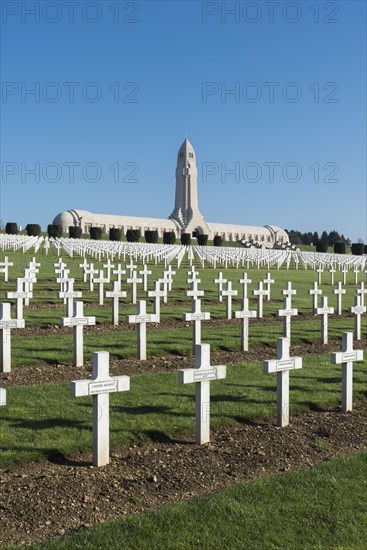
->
[1,353,367,468]
[6,450,367,550]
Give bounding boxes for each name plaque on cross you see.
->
[89,380,118,395]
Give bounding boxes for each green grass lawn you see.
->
[1,353,366,468]
[7,450,367,550]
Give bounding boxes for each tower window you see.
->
[189,153,193,158]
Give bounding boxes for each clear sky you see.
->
[1,0,366,242]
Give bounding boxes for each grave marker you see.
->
[263,338,302,427]
[71,351,130,467]
[316,296,334,344]
[263,272,274,301]
[178,344,226,444]
[127,271,142,305]
[333,282,346,315]
[61,302,96,366]
[221,281,238,320]
[184,298,210,353]
[253,281,267,318]
[309,282,322,313]
[234,298,257,351]
[7,278,32,319]
[214,272,227,303]
[0,303,25,372]
[350,296,366,340]
[148,280,166,322]
[106,281,127,325]
[0,387,6,406]
[331,332,363,412]
[126,300,157,360]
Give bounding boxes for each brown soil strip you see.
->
[1,337,367,388]
[1,397,367,546]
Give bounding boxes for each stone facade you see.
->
[53,139,289,247]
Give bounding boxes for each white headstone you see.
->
[333,282,346,315]
[184,298,210,353]
[309,282,322,313]
[263,338,302,427]
[61,301,96,367]
[350,296,366,340]
[106,281,127,325]
[0,303,25,372]
[221,280,238,320]
[214,272,227,303]
[253,281,267,318]
[126,300,157,360]
[178,344,226,444]
[331,332,363,412]
[148,280,166,322]
[316,296,334,344]
[234,298,257,351]
[71,351,130,467]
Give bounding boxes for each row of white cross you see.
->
[1,333,363,468]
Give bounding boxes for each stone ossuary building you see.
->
[53,139,289,247]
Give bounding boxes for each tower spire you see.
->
[169,139,210,235]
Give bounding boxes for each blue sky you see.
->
[1,0,366,241]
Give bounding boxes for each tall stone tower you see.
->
[169,139,211,236]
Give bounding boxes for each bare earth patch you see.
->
[1,397,367,546]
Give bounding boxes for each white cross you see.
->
[61,301,96,367]
[79,258,89,282]
[354,266,359,285]
[333,282,346,315]
[253,281,267,318]
[0,387,6,406]
[316,297,334,344]
[221,281,238,320]
[282,282,296,303]
[85,263,99,292]
[94,270,110,306]
[278,297,298,341]
[0,256,13,282]
[331,332,364,412]
[148,280,166,322]
[317,266,324,285]
[158,274,171,304]
[103,259,115,281]
[59,279,82,317]
[309,282,322,313]
[234,298,257,351]
[341,266,348,285]
[165,265,176,292]
[178,344,226,444]
[71,351,130,467]
[7,278,32,319]
[263,272,275,301]
[357,282,367,307]
[54,258,65,270]
[214,272,227,303]
[112,264,126,286]
[106,281,127,325]
[329,266,336,285]
[184,298,210,353]
[187,267,199,281]
[126,300,157,360]
[139,264,152,292]
[127,271,142,305]
[187,279,204,304]
[0,303,25,372]
[56,272,73,296]
[350,296,366,340]
[239,272,252,300]
[126,259,137,278]
[263,337,302,427]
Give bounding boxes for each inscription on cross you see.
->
[71,351,130,467]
